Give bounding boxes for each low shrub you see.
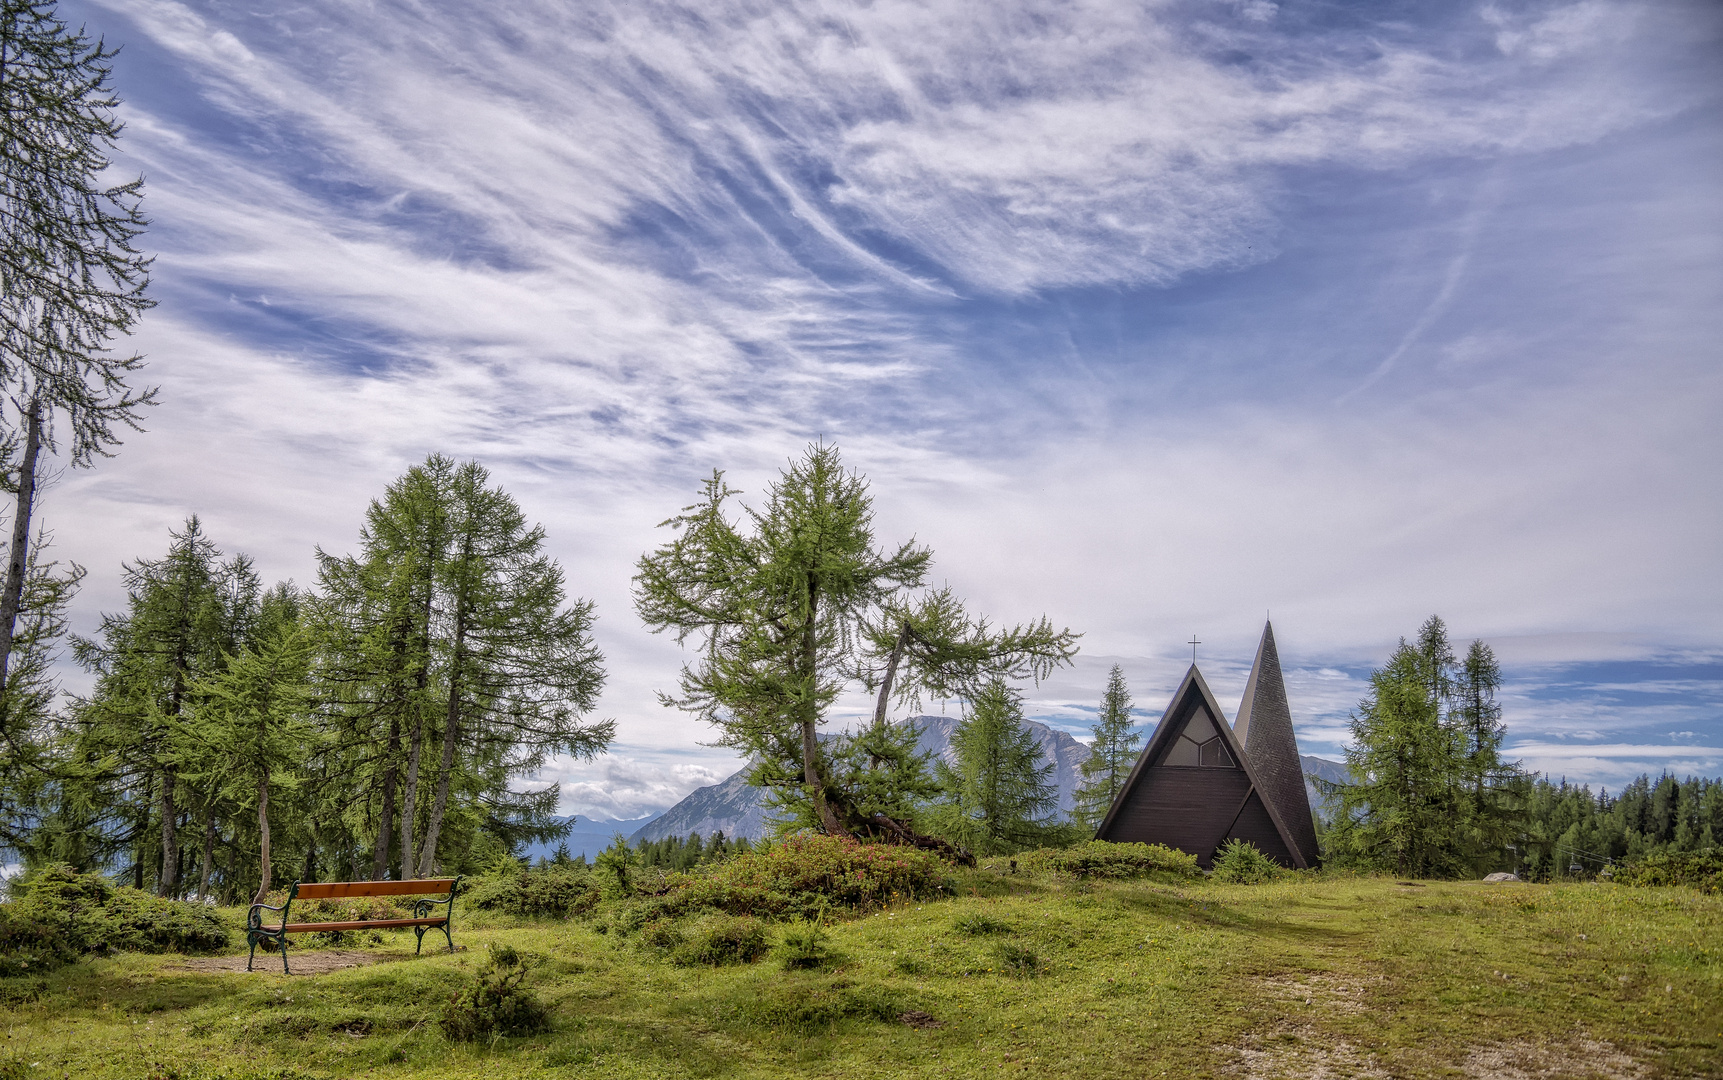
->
[641,834,953,922]
[776,911,832,971]
[467,864,601,917]
[1611,848,1722,894]
[1016,840,1200,880]
[1210,839,1282,884]
[0,865,231,975]
[637,917,684,952]
[438,944,550,1041]
[671,915,768,966]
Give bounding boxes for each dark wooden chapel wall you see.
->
[1098,690,1258,868]
[1096,664,1308,869]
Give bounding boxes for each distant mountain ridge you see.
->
[629,715,1350,843]
[630,715,1091,844]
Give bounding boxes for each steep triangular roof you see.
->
[1095,664,1309,868]
[1233,621,1321,868]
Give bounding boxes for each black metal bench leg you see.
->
[441,922,454,953]
[247,935,256,972]
[414,925,426,956]
[280,935,291,976]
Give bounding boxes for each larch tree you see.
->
[67,518,257,894]
[927,678,1059,855]
[636,443,1076,849]
[1072,664,1138,831]
[0,526,80,847]
[1322,616,1524,877]
[836,586,1076,844]
[634,445,929,837]
[178,587,315,903]
[0,0,155,734]
[315,458,449,880]
[317,455,610,879]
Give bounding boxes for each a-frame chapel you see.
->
[1094,621,1321,868]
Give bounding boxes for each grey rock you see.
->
[1483,872,1522,883]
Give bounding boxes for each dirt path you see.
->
[164,949,420,975]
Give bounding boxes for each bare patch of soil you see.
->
[1228,1031,1651,1080]
[899,1010,943,1029]
[1258,972,1384,1016]
[165,949,415,975]
[1460,1038,1648,1080]
[1228,1030,1388,1079]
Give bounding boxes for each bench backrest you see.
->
[294,879,457,900]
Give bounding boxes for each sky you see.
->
[38,0,1723,822]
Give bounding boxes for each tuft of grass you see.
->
[953,912,1011,936]
[991,941,1043,977]
[775,908,833,970]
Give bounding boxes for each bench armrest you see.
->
[409,876,462,920]
[247,901,285,931]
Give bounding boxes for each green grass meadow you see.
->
[5,872,1719,1079]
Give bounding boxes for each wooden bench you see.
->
[246,877,463,974]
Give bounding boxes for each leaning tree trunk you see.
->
[871,621,910,734]
[253,773,272,905]
[0,395,40,712]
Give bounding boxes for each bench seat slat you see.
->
[267,917,449,933]
[292,879,456,900]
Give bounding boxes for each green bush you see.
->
[467,864,601,917]
[1210,839,1282,884]
[775,912,832,971]
[637,917,684,952]
[1015,840,1200,880]
[0,865,231,975]
[438,944,550,1041]
[1611,848,1722,894]
[671,915,768,966]
[640,834,953,922]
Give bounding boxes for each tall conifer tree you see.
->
[67,518,256,894]
[635,443,1076,848]
[1322,616,1524,877]
[928,679,1058,855]
[0,1,155,731]
[1073,665,1137,830]
[317,455,610,878]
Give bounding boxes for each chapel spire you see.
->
[1233,621,1321,868]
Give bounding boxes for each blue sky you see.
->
[44,0,1723,819]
